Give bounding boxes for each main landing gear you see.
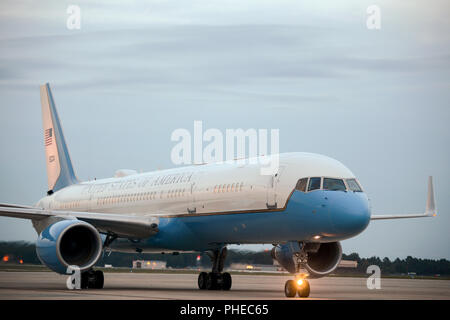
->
[79,233,115,289]
[81,269,104,289]
[198,247,232,291]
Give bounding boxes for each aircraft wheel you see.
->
[81,270,104,289]
[206,272,218,290]
[81,272,89,289]
[222,272,232,291]
[297,280,310,298]
[198,272,208,290]
[284,280,297,298]
[93,270,104,289]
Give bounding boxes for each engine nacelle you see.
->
[36,220,103,274]
[272,242,342,278]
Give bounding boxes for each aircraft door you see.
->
[266,166,285,209]
[187,182,196,214]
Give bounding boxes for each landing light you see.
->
[297,279,303,286]
[313,235,321,240]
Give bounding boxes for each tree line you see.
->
[1,241,449,275]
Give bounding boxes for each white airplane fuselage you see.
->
[36,152,371,253]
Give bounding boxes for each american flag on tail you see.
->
[44,128,53,146]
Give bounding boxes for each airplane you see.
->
[0,83,437,297]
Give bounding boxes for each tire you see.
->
[284,280,297,298]
[93,270,104,289]
[198,272,208,290]
[81,272,89,289]
[222,272,232,291]
[298,280,310,298]
[206,273,218,290]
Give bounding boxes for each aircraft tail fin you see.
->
[40,83,78,194]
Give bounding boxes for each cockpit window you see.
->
[323,178,346,191]
[295,178,308,192]
[346,179,362,192]
[308,177,321,191]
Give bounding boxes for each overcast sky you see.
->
[0,1,449,260]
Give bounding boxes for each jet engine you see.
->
[271,242,342,278]
[36,219,103,274]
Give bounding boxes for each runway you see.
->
[0,271,448,300]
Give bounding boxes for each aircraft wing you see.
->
[370,176,437,220]
[0,204,159,238]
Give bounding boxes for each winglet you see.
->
[425,176,436,217]
[371,176,437,220]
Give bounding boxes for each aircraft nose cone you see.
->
[329,192,371,237]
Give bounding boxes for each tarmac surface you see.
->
[0,271,449,300]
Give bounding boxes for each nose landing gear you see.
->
[285,277,310,298]
[285,243,312,298]
[198,247,232,291]
[284,279,310,298]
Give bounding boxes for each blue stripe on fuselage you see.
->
[112,190,371,252]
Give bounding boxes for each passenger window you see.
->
[323,178,346,191]
[295,178,308,192]
[308,177,321,191]
[346,179,362,192]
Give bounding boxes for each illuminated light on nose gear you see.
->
[313,235,321,240]
[297,279,303,286]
